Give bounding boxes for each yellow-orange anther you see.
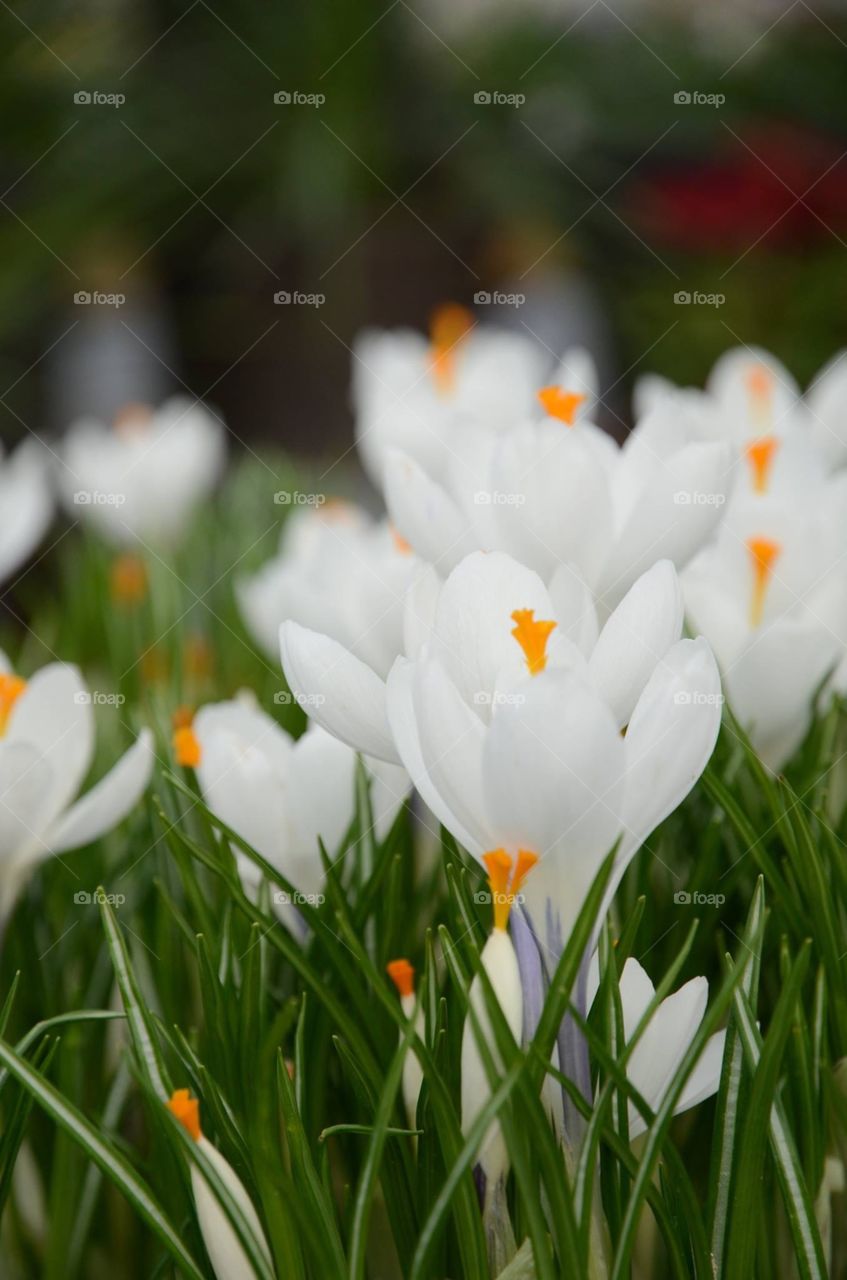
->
[387,958,416,999]
[482,848,538,930]
[746,436,779,494]
[174,725,202,768]
[167,1089,201,1141]
[0,673,26,736]
[747,536,781,628]
[537,386,587,425]
[511,608,556,676]
[111,554,147,606]
[391,526,412,556]
[746,364,773,427]
[429,303,473,393]
[113,402,153,437]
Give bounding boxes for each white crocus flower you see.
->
[58,398,225,547]
[0,440,53,583]
[460,851,529,1252]
[352,306,550,487]
[386,958,425,1132]
[0,653,153,919]
[382,393,730,609]
[167,1089,272,1280]
[683,486,847,769]
[588,956,726,1139]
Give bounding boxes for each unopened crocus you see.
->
[0,652,153,919]
[588,956,726,1138]
[167,1089,272,1280]
[59,398,225,547]
[386,958,424,1132]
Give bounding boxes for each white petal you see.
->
[47,729,154,853]
[191,1136,272,1280]
[384,449,477,574]
[279,621,399,763]
[287,725,357,880]
[6,664,95,825]
[588,560,683,728]
[547,563,599,657]
[619,638,722,864]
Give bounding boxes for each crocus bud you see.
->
[167,1089,272,1280]
[387,958,424,1132]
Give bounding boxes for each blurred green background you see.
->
[2,0,847,459]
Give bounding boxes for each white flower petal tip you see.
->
[47,728,154,853]
[279,620,400,763]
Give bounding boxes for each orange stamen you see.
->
[747,536,781,628]
[113,402,153,437]
[511,608,556,676]
[537,386,586,426]
[0,673,26,736]
[167,1089,201,1142]
[172,705,194,731]
[513,849,539,896]
[746,436,779,494]
[110,554,147,606]
[391,526,412,556]
[429,303,473,393]
[746,364,773,428]
[174,725,202,768]
[387,958,415,999]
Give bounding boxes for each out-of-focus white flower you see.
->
[588,956,726,1139]
[386,958,425,1132]
[382,390,730,608]
[352,306,550,487]
[461,852,528,1212]
[381,553,721,966]
[58,399,225,547]
[175,697,407,929]
[237,502,420,678]
[683,485,847,769]
[0,440,53,583]
[167,1089,272,1280]
[0,652,153,918]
